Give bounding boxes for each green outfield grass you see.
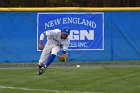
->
[0,66,140,93]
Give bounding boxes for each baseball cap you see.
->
[61,27,70,35]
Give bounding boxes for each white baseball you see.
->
[76,65,80,68]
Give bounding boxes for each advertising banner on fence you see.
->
[37,12,104,51]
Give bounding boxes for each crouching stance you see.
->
[38,28,70,75]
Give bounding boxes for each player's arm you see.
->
[39,32,46,50]
[61,38,69,54]
[61,49,67,54]
[39,30,53,50]
[58,42,69,60]
[60,42,69,55]
[58,36,69,62]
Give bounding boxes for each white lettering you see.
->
[69,42,77,47]
[62,17,96,28]
[69,30,94,40]
[78,42,88,47]
[45,18,61,29]
[80,30,94,40]
[50,21,54,27]
[69,30,79,40]
[63,18,67,24]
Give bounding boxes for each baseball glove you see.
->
[58,54,68,62]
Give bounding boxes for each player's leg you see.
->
[38,44,52,75]
[45,46,60,68]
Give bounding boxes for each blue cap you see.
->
[62,27,70,35]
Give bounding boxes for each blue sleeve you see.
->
[61,50,67,54]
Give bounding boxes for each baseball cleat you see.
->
[37,65,46,75]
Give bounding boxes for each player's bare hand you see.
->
[39,44,44,50]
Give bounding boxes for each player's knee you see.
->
[51,52,57,55]
[39,60,45,65]
[51,51,58,55]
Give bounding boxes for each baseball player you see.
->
[38,28,70,75]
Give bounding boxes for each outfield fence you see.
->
[0,7,140,62]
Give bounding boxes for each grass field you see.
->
[0,63,140,93]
